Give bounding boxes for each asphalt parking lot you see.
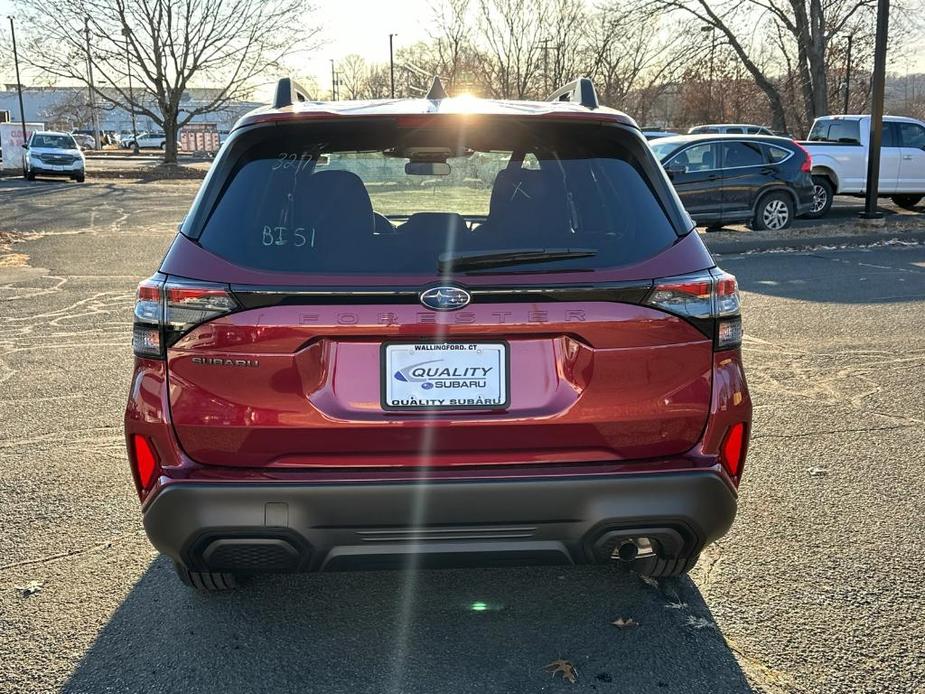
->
[1,178,924,693]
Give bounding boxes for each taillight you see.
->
[719,422,748,481]
[133,278,164,358]
[645,268,742,349]
[130,434,160,493]
[793,140,812,173]
[132,276,238,358]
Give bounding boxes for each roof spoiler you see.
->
[273,77,312,109]
[547,77,599,110]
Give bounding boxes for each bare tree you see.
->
[641,0,901,131]
[13,0,319,162]
[476,0,549,99]
[339,54,370,100]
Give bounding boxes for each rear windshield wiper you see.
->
[438,248,597,272]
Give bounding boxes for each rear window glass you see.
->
[721,141,765,167]
[808,119,861,144]
[197,120,679,276]
[767,145,792,163]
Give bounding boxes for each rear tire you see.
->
[805,176,834,218]
[752,191,794,230]
[24,169,35,181]
[173,562,237,591]
[74,173,85,183]
[891,194,923,210]
[634,553,700,578]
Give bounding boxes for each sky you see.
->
[305,0,431,93]
[3,0,924,92]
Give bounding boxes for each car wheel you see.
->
[753,191,794,230]
[24,169,35,181]
[160,142,166,150]
[633,553,700,578]
[173,562,236,591]
[891,194,923,210]
[805,176,834,218]
[74,173,85,183]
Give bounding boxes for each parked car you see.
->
[802,115,925,217]
[641,127,679,140]
[125,77,751,590]
[70,132,96,150]
[650,134,814,230]
[689,124,775,136]
[22,131,86,182]
[124,131,179,150]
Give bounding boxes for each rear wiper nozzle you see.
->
[438,248,597,272]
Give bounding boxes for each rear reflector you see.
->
[720,422,748,480]
[131,434,160,492]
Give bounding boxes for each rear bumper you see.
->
[143,470,737,572]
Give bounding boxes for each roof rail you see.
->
[273,77,311,109]
[547,77,599,110]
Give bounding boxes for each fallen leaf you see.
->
[686,615,716,630]
[15,580,43,597]
[639,575,659,588]
[807,466,828,477]
[544,659,578,683]
[611,617,639,629]
[665,600,688,610]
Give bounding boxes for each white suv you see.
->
[23,131,86,182]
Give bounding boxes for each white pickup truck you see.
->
[801,115,925,217]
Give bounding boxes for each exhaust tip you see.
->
[617,541,638,561]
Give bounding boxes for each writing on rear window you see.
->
[199,120,679,275]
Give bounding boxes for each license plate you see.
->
[49,164,64,171]
[382,342,509,410]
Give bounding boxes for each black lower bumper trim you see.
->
[142,471,737,572]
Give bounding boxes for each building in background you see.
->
[0,85,263,138]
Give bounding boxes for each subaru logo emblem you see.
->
[419,286,470,311]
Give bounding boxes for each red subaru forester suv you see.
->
[125,78,751,590]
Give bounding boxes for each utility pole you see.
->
[84,17,100,149]
[122,26,139,154]
[860,0,889,220]
[389,33,397,98]
[8,16,28,148]
[539,37,551,95]
[330,59,337,101]
[844,33,853,115]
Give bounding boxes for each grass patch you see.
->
[369,186,490,216]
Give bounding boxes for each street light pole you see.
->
[122,27,139,154]
[8,16,28,148]
[84,17,100,149]
[860,0,889,220]
[389,33,397,99]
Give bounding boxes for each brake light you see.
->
[132,276,238,358]
[720,422,748,481]
[793,140,812,173]
[130,434,160,493]
[645,268,742,349]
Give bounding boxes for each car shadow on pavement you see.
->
[725,244,925,304]
[62,556,751,693]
